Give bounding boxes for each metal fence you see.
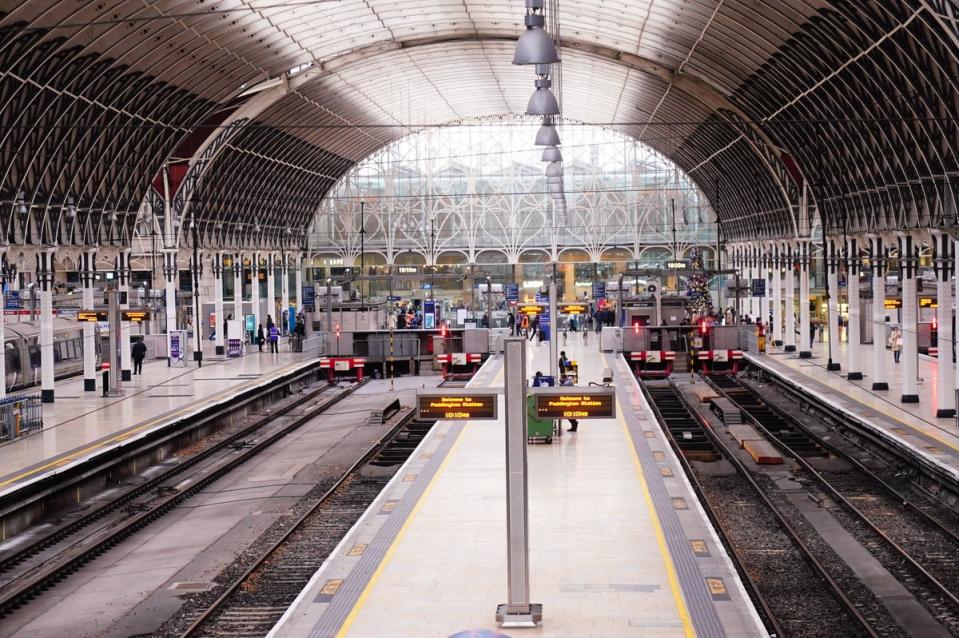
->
[0,394,43,442]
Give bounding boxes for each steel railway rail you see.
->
[705,373,959,633]
[175,410,436,637]
[641,378,882,637]
[0,379,366,618]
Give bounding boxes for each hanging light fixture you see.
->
[547,175,563,185]
[545,161,563,177]
[64,196,76,218]
[15,191,28,216]
[534,120,560,146]
[548,182,564,193]
[542,147,563,162]
[513,0,559,65]
[527,65,559,116]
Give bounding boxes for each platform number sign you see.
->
[751,278,766,297]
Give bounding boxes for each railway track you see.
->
[172,411,436,637]
[641,378,882,638]
[706,373,959,634]
[0,379,365,618]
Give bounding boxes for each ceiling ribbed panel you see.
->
[0,0,955,247]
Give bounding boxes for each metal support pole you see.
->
[871,236,889,390]
[798,241,812,358]
[771,247,782,345]
[936,232,955,416]
[784,245,796,352]
[214,253,225,355]
[826,240,840,370]
[38,248,56,403]
[846,238,862,379]
[107,288,122,395]
[118,249,132,381]
[901,234,919,402]
[82,249,97,389]
[496,337,542,628]
[549,281,558,380]
[191,216,203,366]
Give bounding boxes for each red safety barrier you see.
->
[319,357,366,382]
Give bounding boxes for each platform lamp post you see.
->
[824,237,836,372]
[430,216,436,302]
[191,212,202,367]
[359,200,365,307]
[486,275,493,328]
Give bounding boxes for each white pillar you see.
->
[871,236,889,390]
[784,245,796,351]
[758,248,768,329]
[118,249,132,381]
[798,241,811,358]
[267,256,276,327]
[846,238,862,379]
[936,233,955,417]
[901,234,919,403]
[0,252,6,399]
[82,249,97,391]
[826,239,841,370]
[281,255,290,333]
[164,249,177,338]
[295,256,303,314]
[251,253,260,339]
[771,248,782,345]
[213,253,225,355]
[191,253,203,361]
[38,248,56,403]
[233,254,243,333]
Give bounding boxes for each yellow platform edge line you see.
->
[0,360,307,489]
[335,363,503,637]
[618,407,697,638]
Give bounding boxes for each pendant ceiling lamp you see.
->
[542,147,562,162]
[527,65,559,116]
[513,0,559,65]
[545,161,563,177]
[534,121,560,146]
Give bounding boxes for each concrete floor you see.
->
[0,376,435,638]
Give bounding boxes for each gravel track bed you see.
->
[156,470,395,638]
[693,470,890,637]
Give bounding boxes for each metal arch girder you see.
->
[160,32,800,246]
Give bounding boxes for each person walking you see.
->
[528,319,538,342]
[558,350,571,375]
[257,324,265,352]
[131,338,147,375]
[269,322,280,353]
[890,325,903,363]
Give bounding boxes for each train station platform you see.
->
[749,341,959,479]
[269,340,765,638]
[0,340,317,500]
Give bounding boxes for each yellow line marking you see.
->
[618,409,697,638]
[335,360,504,638]
[0,361,307,489]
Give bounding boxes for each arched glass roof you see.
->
[310,121,715,265]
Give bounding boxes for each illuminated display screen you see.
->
[417,393,498,420]
[78,310,108,322]
[919,297,938,308]
[559,303,588,315]
[884,299,902,309]
[534,391,616,419]
[517,304,545,315]
[121,309,151,322]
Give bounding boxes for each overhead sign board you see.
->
[505,283,519,303]
[592,282,606,299]
[416,392,498,420]
[517,303,545,315]
[884,298,902,309]
[751,278,766,297]
[532,387,617,420]
[397,266,417,274]
[559,303,588,315]
[121,309,150,322]
[78,309,108,322]
[919,297,938,308]
[666,261,688,270]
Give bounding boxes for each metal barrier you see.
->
[739,327,762,353]
[0,394,43,442]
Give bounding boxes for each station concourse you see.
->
[0,1,957,637]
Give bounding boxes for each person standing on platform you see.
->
[529,319,538,342]
[257,324,265,352]
[560,374,579,432]
[269,322,280,353]
[507,311,515,335]
[558,350,571,375]
[890,325,903,363]
[131,338,147,375]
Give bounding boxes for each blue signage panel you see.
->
[535,291,548,303]
[4,291,20,309]
[505,283,519,303]
[592,282,606,300]
[386,295,402,302]
[751,278,766,297]
[537,309,550,341]
[302,285,315,310]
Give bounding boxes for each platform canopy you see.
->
[0,1,956,249]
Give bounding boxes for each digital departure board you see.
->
[416,392,498,420]
[884,299,902,309]
[517,304,545,315]
[559,303,588,315]
[533,388,616,420]
[121,309,150,322]
[77,310,108,322]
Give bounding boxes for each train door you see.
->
[27,337,40,387]
[4,341,20,392]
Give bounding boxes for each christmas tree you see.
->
[686,247,713,320]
